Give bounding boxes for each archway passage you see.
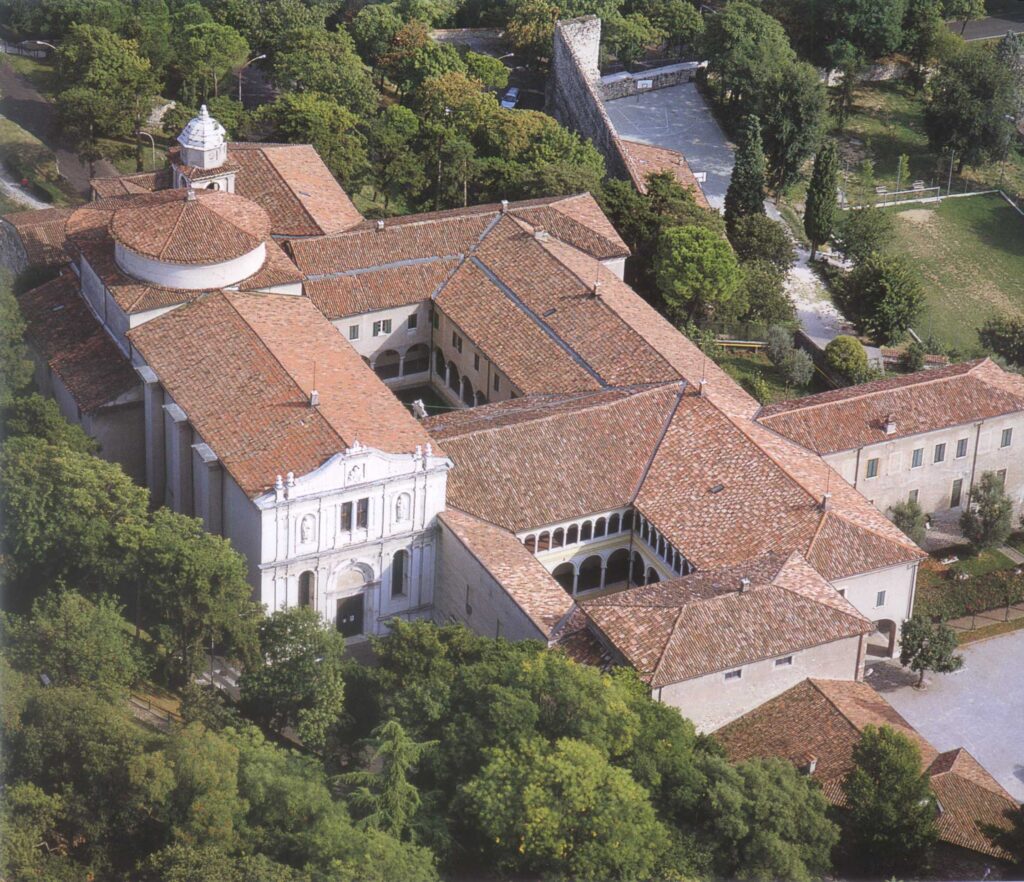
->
[434,347,445,377]
[868,619,898,658]
[461,376,475,407]
[604,548,630,587]
[630,551,644,586]
[374,349,401,380]
[577,555,603,593]
[645,567,660,585]
[447,361,460,392]
[552,562,575,595]
[333,567,368,637]
[404,343,429,375]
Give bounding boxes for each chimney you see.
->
[883,412,897,435]
[534,228,549,241]
[698,378,707,396]
[800,755,818,775]
[821,492,832,511]
[309,389,320,407]
[185,187,196,201]
[591,279,601,298]
[376,219,385,231]
[739,576,751,593]
[500,199,509,213]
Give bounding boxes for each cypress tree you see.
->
[724,115,766,233]
[804,140,839,260]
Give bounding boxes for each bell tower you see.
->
[173,105,236,192]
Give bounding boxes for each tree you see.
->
[804,140,839,260]
[842,252,925,343]
[979,316,1024,367]
[272,27,377,116]
[1,394,99,453]
[0,274,33,404]
[902,0,958,88]
[828,39,864,128]
[175,21,250,102]
[701,756,839,882]
[902,340,927,372]
[843,724,938,873]
[459,737,671,881]
[890,499,926,544]
[340,720,435,840]
[0,436,150,607]
[946,0,985,36]
[464,51,510,89]
[4,591,143,693]
[925,43,1017,173]
[724,115,766,233]
[779,347,814,387]
[136,508,259,687]
[960,470,1014,550]
[381,20,464,94]
[815,0,908,63]
[351,3,404,71]
[997,30,1024,119]
[766,325,795,364]
[647,0,704,54]
[740,261,796,326]
[604,13,666,69]
[368,105,427,209]
[0,783,77,882]
[239,606,346,750]
[900,616,964,687]
[824,335,869,382]
[834,205,894,265]
[728,212,794,273]
[505,0,559,66]
[655,226,744,322]
[130,0,173,76]
[256,92,368,187]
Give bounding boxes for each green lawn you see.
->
[97,135,170,174]
[3,54,58,97]
[887,194,1024,352]
[953,546,1016,577]
[0,114,69,204]
[716,350,821,404]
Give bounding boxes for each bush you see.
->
[765,325,794,365]
[779,347,813,387]
[914,568,1024,622]
[890,499,926,544]
[825,335,868,382]
[902,341,927,372]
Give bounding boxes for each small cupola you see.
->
[177,105,228,170]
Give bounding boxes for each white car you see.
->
[499,87,520,109]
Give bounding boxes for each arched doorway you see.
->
[333,567,368,638]
[474,390,487,406]
[404,343,429,375]
[298,571,315,608]
[552,562,576,595]
[577,555,603,593]
[374,349,401,380]
[447,361,460,392]
[630,551,644,586]
[461,376,475,406]
[869,619,898,658]
[645,567,660,585]
[604,548,630,586]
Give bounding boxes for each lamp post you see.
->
[238,53,267,104]
[137,130,157,171]
[20,39,57,52]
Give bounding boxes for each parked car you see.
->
[499,87,520,109]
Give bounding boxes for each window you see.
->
[866,457,879,479]
[493,375,500,393]
[724,669,742,681]
[391,550,407,598]
[356,497,369,529]
[934,443,946,463]
[298,571,315,608]
[875,590,886,608]
[474,353,480,371]
[908,489,919,504]
[997,468,1007,487]
[372,319,392,337]
[956,437,968,458]
[348,324,359,341]
[340,501,353,531]
[774,655,794,668]
[911,448,924,469]
[407,313,417,330]
[951,478,963,508]
[452,331,463,352]
[1001,428,1013,448]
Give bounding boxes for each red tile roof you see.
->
[19,273,138,413]
[717,679,1020,862]
[306,258,459,319]
[439,507,574,636]
[757,359,1024,455]
[90,169,172,199]
[109,188,271,264]
[581,554,870,686]
[620,138,710,208]
[1,207,75,268]
[128,291,434,497]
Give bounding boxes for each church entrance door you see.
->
[336,594,364,637]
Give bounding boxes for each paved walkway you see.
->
[0,57,116,197]
[0,161,47,208]
[952,11,1024,41]
[1000,544,1024,565]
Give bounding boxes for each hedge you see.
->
[915,567,1024,622]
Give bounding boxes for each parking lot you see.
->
[604,82,734,209]
[867,630,1024,800]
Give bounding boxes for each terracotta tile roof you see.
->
[237,239,304,291]
[551,608,614,666]
[717,679,1020,861]
[757,359,1024,455]
[582,554,870,686]
[305,258,459,319]
[127,291,434,498]
[439,507,573,637]
[19,273,137,413]
[90,168,172,198]
[426,385,682,531]
[434,259,603,395]
[620,138,710,208]
[227,143,363,236]
[1,207,75,268]
[109,188,271,264]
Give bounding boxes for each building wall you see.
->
[433,306,516,405]
[330,301,432,389]
[657,634,865,733]
[0,220,29,275]
[826,413,1024,519]
[435,518,550,642]
[599,61,701,100]
[833,561,918,656]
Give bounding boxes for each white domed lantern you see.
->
[177,105,227,170]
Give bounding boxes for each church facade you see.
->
[6,106,1024,730]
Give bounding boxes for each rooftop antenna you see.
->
[699,352,707,396]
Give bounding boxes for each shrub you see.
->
[779,347,813,388]
[890,499,926,544]
[825,335,868,382]
[765,325,794,365]
[902,341,927,372]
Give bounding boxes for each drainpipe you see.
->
[852,447,862,490]
[965,421,983,509]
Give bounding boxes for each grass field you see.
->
[888,194,1024,352]
[0,113,67,204]
[716,350,825,404]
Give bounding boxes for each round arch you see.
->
[577,555,603,592]
[552,562,576,595]
[374,349,401,380]
[447,361,460,392]
[604,548,630,586]
[461,375,475,407]
[404,343,429,375]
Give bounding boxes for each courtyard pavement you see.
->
[866,630,1024,800]
[604,82,734,210]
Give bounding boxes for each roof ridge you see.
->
[253,145,321,234]
[630,381,687,502]
[156,198,189,260]
[650,604,689,683]
[805,679,872,738]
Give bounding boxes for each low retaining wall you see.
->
[599,61,702,100]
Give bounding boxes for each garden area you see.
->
[717,347,829,404]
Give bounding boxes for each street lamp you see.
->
[19,39,57,52]
[136,130,157,171]
[238,53,267,104]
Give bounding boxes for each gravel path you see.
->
[0,161,49,209]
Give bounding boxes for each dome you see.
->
[177,104,226,153]
[108,188,272,290]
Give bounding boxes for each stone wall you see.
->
[0,220,29,275]
[546,16,631,180]
[599,61,701,101]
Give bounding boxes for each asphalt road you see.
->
[952,9,1024,40]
